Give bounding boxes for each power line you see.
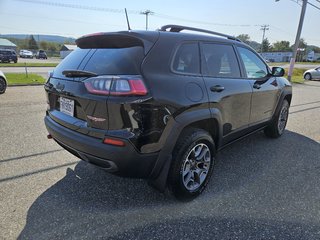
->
[14,0,141,14]
[14,0,256,28]
[260,24,269,53]
[0,12,124,28]
[140,10,154,30]
[154,13,252,27]
[307,0,320,10]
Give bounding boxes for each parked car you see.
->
[0,49,18,63]
[35,50,47,59]
[0,70,7,94]
[44,25,292,200]
[303,67,320,80]
[19,50,33,58]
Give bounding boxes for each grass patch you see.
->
[269,62,319,66]
[5,73,46,85]
[0,63,58,67]
[284,68,307,84]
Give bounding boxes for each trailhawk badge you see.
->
[87,115,106,122]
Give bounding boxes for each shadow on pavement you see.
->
[108,217,320,240]
[19,131,320,239]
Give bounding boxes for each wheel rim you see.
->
[182,143,211,191]
[277,103,289,134]
[0,79,6,93]
[305,74,311,80]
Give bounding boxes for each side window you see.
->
[172,43,200,74]
[237,47,269,79]
[202,43,240,78]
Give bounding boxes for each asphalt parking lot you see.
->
[16,57,61,64]
[0,57,59,78]
[0,82,320,239]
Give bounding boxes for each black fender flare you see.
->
[148,108,222,192]
[272,87,292,122]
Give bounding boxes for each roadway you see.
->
[0,82,320,239]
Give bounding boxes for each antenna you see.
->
[125,8,131,31]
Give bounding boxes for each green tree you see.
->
[47,42,61,52]
[272,41,291,51]
[298,38,307,49]
[309,45,320,53]
[39,41,48,50]
[28,35,38,50]
[261,38,271,52]
[236,34,251,44]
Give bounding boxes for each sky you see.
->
[0,0,319,46]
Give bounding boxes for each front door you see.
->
[236,46,281,125]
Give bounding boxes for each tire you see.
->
[168,128,215,200]
[304,73,312,81]
[0,77,7,94]
[264,99,289,138]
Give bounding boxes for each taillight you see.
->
[84,76,147,96]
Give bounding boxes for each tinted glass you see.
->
[172,43,200,74]
[202,43,240,78]
[84,47,144,75]
[54,48,91,78]
[54,46,144,79]
[237,47,269,79]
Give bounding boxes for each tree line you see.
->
[7,35,74,53]
[236,34,320,53]
[7,33,320,55]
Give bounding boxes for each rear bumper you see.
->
[44,116,158,178]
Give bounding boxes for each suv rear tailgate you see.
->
[46,31,159,137]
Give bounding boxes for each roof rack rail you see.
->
[159,24,241,42]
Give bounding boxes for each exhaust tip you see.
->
[47,134,53,139]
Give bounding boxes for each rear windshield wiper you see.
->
[62,69,98,78]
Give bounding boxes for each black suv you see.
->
[44,25,292,200]
[36,50,47,59]
[0,49,18,63]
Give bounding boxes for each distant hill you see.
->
[0,34,76,44]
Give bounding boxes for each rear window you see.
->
[53,46,144,79]
[202,43,241,78]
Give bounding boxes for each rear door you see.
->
[201,42,252,142]
[236,46,281,125]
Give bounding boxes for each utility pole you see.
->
[260,24,269,53]
[140,10,154,30]
[287,0,308,81]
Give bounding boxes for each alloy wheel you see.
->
[182,143,211,191]
[277,103,289,134]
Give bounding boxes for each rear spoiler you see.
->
[76,31,159,54]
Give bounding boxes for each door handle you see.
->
[210,85,225,92]
[253,83,261,89]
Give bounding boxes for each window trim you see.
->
[170,41,202,77]
[200,41,243,79]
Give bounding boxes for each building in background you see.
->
[0,38,17,52]
[60,44,77,59]
[307,51,320,61]
[261,52,292,62]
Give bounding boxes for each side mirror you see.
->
[272,67,285,77]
